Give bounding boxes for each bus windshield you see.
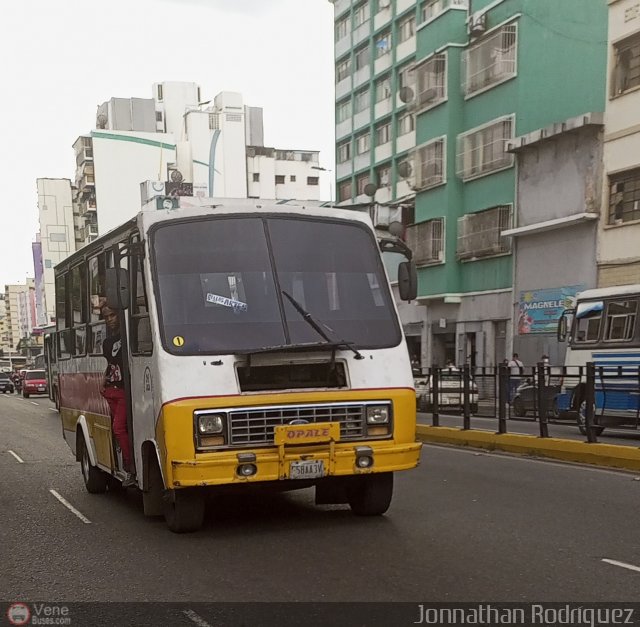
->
[573,300,604,343]
[152,216,401,354]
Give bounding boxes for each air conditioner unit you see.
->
[468,13,487,37]
[398,86,415,104]
[140,180,166,206]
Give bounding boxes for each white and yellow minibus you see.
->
[52,196,422,532]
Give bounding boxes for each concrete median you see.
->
[416,424,640,472]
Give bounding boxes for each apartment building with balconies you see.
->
[599,0,640,287]
[329,0,607,367]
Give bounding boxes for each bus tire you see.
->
[143,452,165,517]
[79,435,108,494]
[575,392,605,437]
[163,489,205,533]
[347,472,393,516]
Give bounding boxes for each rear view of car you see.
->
[22,370,48,398]
[0,373,14,394]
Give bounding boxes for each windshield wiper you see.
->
[281,290,364,360]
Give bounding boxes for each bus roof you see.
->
[577,284,640,301]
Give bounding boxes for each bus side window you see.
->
[71,264,87,357]
[130,235,152,355]
[604,300,638,342]
[56,273,71,360]
[89,254,106,355]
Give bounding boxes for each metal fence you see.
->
[415,363,640,443]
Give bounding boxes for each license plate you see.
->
[289,459,324,480]
[38,387,45,391]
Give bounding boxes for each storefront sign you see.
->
[518,285,584,334]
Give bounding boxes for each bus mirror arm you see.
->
[379,237,413,261]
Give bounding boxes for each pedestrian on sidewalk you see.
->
[507,353,524,402]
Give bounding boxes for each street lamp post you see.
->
[311,166,333,204]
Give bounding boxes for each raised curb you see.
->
[416,425,640,472]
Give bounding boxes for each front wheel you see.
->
[512,398,526,417]
[575,395,605,437]
[164,489,205,533]
[79,435,108,494]
[347,472,393,516]
[23,392,29,398]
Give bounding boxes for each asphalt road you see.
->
[2,392,639,608]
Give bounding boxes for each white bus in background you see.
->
[557,284,640,435]
[51,196,422,532]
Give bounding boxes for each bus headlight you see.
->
[197,413,224,434]
[366,405,390,424]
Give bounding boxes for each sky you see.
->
[0,0,336,288]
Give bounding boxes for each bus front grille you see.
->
[228,402,372,446]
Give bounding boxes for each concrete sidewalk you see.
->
[416,424,640,472]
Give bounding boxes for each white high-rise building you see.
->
[72,81,325,241]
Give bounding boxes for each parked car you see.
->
[511,378,561,418]
[0,373,14,394]
[415,369,479,413]
[22,370,48,398]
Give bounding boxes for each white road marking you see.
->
[49,489,91,524]
[183,610,214,627]
[602,558,640,574]
[7,450,24,463]
[30,401,39,406]
[49,408,58,413]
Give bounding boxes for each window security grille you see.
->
[406,219,444,266]
[609,168,640,224]
[456,117,514,180]
[456,206,512,260]
[462,24,517,96]
[415,54,446,110]
[413,139,445,190]
[612,33,640,96]
[422,0,467,23]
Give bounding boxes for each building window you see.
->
[398,112,415,136]
[406,218,444,266]
[398,63,415,97]
[421,0,467,23]
[338,179,353,202]
[456,116,514,181]
[336,57,351,82]
[376,121,391,146]
[462,24,518,97]
[354,1,370,27]
[307,177,319,186]
[456,205,512,260]
[415,53,447,110]
[356,132,371,155]
[356,173,370,195]
[44,259,52,269]
[253,173,260,182]
[398,14,415,43]
[337,141,352,163]
[275,175,285,185]
[337,99,351,122]
[354,88,370,113]
[50,233,67,243]
[376,163,391,187]
[157,84,163,101]
[609,168,640,224]
[355,45,371,71]
[290,175,297,182]
[375,31,391,57]
[155,111,163,122]
[375,76,392,103]
[612,32,640,96]
[413,138,445,190]
[335,16,349,42]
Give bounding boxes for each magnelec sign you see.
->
[518,285,584,334]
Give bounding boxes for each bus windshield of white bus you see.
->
[573,301,604,343]
[151,216,401,355]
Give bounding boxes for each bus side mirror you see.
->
[398,261,417,302]
[106,268,130,310]
[557,312,568,342]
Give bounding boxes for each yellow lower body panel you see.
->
[170,441,422,488]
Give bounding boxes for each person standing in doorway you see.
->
[507,353,524,402]
[101,304,135,487]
